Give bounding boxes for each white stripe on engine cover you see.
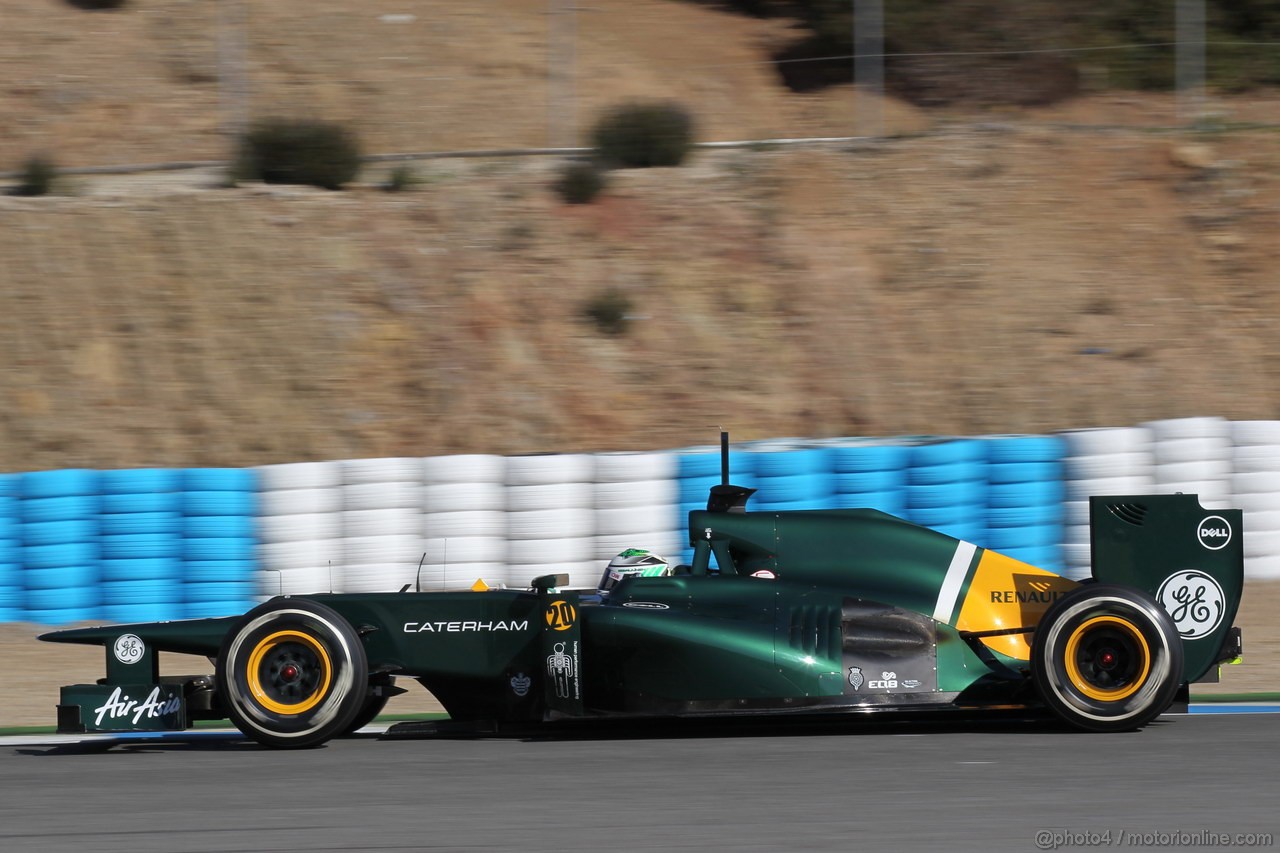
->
[932,541,978,624]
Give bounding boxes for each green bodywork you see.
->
[41,493,1243,730]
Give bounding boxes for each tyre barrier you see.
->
[424,454,507,590]
[181,468,259,618]
[99,469,183,624]
[20,469,101,625]
[7,419,1280,625]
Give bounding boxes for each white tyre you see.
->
[1062,542,1092,567]
[1142,417,1230,441]
[1064,476,1154,502]
[259,565,339,596]
[1063,500,1091,527]
[342,481,424,512]
[341,563,415,594]
[592,529,684,561]
[1244,529,1280,559]
[417,562,509,591]
[592,478,679,509]
[422,482,505,513]
[1153,460,1231,482]
[505,454,595,486]
[1243,509,1280,532]
[593,451,677,483]
[1059,427,1153,456]
[256,462,343,491]
[257,487,343,516]
[1235,492,1280,514]
[257,513,338,544]
[594,504,677,537]
[259,539,343,571]
[506,508,593,540]
[340,457,424,486]
[506,563,598,590]
[419,536,506,564]
[505,482,593,512]
[422,454,506,485]
[423,511,507,538]
[1245,554,1280,580]
[1231,421,1280,446]
[1062,524,1091,546]
[1063,452,1153,480]
[1231,444,1280,471]
[1231,471,1280,495]
[1151,437,1231,465]
[1150,480,1230,501]
[341,534,425,566]
[343,507,422,537]
[507,536,594,564]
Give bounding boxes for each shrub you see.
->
[66,0,127,9]
[582,289,633,336]
[554,160,606,204]
[12,155,56,197]
[382,163,418,193]
[231,118,362,190]
[590,102,695,168]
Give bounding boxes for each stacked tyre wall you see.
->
[2,416,1279,625]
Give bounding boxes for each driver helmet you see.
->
[598,548,671,595]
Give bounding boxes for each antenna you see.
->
[415,551,426,593]
[720,429,729,485]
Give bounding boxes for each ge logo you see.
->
[113,634,145,665]
[1157,570,1225,639]
[545,600,577,632]
[1197,516,1232,551]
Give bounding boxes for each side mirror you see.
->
[531,573,570,591]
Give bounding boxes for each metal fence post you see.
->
[1176,0,1206,123]
[853,0,884,139]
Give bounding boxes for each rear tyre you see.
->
[1031,584,1183,733]
[217,598,368,748]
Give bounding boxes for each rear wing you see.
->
[1090,494,1243,683]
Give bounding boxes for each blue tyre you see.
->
[20,519,98,546]
[101,558,182,582]
[101,492,182,514]
[101,468,181,495]
[23,541,99,570]
[183,537,257,562]
[183,560,258,583]
[20,469,99,500]
[20,496,99,523]
[181,468,258,492]
[182,491,256,517]
[101,533,181,560]
[100,512,183,536]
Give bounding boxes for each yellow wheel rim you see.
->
[1064,615,1151,702]
[245,629,333,715]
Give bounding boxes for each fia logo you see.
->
[868,671,899,690]
[1157,570,1225,639]
[848,667,864,691]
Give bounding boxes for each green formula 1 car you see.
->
[41,454,1244,749]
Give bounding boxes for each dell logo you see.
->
[1196,516,1232,551]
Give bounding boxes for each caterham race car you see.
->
[41,442,1244,749]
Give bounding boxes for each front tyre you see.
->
[1031,584,1183,733]
[217,598,368,749]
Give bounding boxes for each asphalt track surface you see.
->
[2,712,1277,853]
